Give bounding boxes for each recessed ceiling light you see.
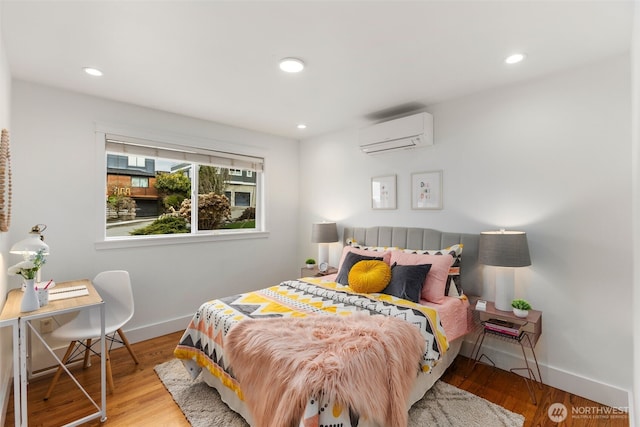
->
[505,53,526,65]
[279,58,305,73]
[83,67,104,77]
[297,124,307,129]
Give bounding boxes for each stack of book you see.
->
[484,318,523,338]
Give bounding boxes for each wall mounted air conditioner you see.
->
[358,112,433,154]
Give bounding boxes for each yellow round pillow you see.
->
[348,260,391,293]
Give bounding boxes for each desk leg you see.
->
[100,302,106,422]
[11,321,20,427]
[18,320,27,427]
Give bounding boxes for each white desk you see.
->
[0,280,106,426]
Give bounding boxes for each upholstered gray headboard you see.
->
[342,226,481,296]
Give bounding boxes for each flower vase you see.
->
[21,279,40,312]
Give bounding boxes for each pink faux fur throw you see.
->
[225,313,425,427]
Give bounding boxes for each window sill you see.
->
[95,230,270,250]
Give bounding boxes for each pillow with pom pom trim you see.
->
[348,260,392,293]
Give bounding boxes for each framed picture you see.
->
[411,170,443,210]
[371,175,397,209]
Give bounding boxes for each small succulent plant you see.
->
[511,299,532,310]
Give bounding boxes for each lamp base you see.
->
[494,267,514,311]
[318,244,329,267]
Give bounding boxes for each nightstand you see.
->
[467,296,543,404]
[300,266,338,277]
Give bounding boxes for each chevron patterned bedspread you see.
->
[174,277,449,426]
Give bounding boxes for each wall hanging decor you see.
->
[411,170,442,210]
[0,128,12,231]
[371,175,397,210]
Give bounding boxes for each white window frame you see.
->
[95,123,268,250]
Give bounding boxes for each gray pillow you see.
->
[335,251,384,285]
[382,263,432,303]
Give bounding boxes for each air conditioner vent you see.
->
[358,112,433,155]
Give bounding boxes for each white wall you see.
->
[632,2,640,425]
[10,81,300,340]
[0,3,13,422]
[299,55,632,408]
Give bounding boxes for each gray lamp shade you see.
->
[479,230,531,267]
[311,222,339,243]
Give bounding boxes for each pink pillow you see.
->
[337,246,392,271]
[389,251,454,304]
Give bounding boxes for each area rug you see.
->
[155,359,525,427]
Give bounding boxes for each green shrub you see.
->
[237,207,255,221]
[130,216,189,235]
[221,220,255,229]
[154,171,190,195]
[163,194,186,211]
[106,194,137,220]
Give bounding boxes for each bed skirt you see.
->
[200,337,464,426]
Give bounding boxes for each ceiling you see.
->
[0,1,634,140]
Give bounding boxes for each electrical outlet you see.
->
[40,317,54,334]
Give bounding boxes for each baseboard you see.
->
[460,339,631,410]
[124,314,193,344]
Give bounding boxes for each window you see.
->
[131,177,149,188]
[103,134,264,242]
[235,192,251,207]
[128,156,146,167]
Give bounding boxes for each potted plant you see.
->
[8,248,47,311]
[511,299,532,318]
[305,258,316,268]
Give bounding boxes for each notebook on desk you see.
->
[48,285,89,301]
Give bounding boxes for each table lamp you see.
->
[479,229,531,311]
[311,222,339,266]
[10,224,50,283]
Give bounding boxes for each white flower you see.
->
[8,260,38,279]
[7,264,21,276]
[8,261,34,275]
[7,248,46,279]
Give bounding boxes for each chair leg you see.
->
[44,341,76,400]
[117,328,140,365]
[83,338,92,368]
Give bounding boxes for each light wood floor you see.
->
[4,331,630,427]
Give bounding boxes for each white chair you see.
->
[44,270,139,399]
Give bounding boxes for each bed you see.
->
[174,226,480,427]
